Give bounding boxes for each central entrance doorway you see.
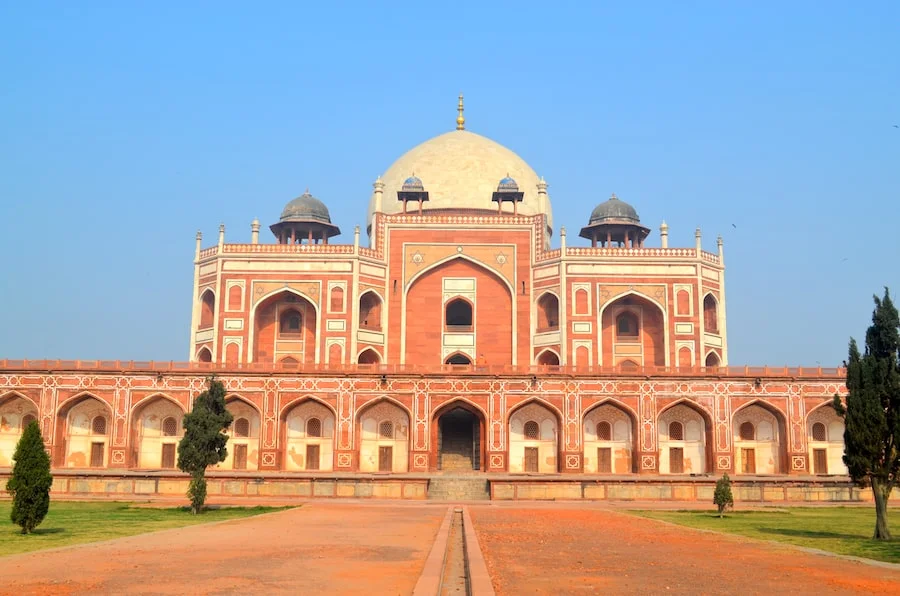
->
[437,407,481,472]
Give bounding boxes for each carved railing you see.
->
[0,359,845,379]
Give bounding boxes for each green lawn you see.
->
[0,501,290,556]
[631,507,900,564]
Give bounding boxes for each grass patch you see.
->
[631,507,900,564]
[0,501,290,557]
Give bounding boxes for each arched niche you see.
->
[536,292,560,332]
[358,399,410,473]
[732,402,787,474]
[56,395,112,469]
[807,404,848,475]
[0,393,39,467]
[282,398,336,471]
[131,395,185,469]
[508,401,559,473]
[601,293,667,368]
[253,289,318,365]
[583,402,637,474]
[217,397,261,471]
[657,402,712,474]
[359,291,384,331]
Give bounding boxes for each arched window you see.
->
[524,420,540,440]
[739,421,755,441]
[597,421,612,441]
[812,422,827,441]
[536,293,559,331]
[306,417,322,437]
[228,285,242,311]
[92,416,107,435]
[536,350,560,366]
[162,417,178,437]
[359,292,383,331]
[668,421,684,441]
[705,352,720,368]
[197,347,212,363]
[199,290,215,328]
[279,309,302,336]
[445,353,472,365]
[22,413,37,430]
[445,298,473,328]
[616,311,639,338]
[233,417,250,438]
[379,420,394,439]
[704,294,718,333]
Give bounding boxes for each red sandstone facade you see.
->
[0,106,848,480]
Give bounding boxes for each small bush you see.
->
[713,473,734,518]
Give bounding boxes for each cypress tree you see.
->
[713,472,734,517]
[6,420,53,534]
[833,288,900,540]
[177,377,233,514]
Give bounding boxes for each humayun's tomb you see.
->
[0,98,860,501]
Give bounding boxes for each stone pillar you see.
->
[250,218,260,244]
[660,221,668,248]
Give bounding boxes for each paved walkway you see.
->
[0,504,444,595]
[471,506,900,594]
[1,502,899,595]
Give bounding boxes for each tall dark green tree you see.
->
[178,377,233,514]
[833,288,900,540]
[6,420,53,534]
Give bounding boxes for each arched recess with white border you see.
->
[247,286,321,364]
[596,289,669,368]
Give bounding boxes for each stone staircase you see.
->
[440,438,475,472]
[427,476,490,500]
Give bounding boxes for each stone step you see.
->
[427,478,490,501]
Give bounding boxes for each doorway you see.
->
[524,447,539,473]
[378,446,393,472]
[438,407,480,472]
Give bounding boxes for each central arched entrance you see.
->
[435,405,483,472]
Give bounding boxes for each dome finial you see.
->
[456,93,465,130]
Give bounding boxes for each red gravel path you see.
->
[470,507,900,595]
[0,504,444,595]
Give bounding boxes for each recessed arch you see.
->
[196,346,213,363]
[657,398,714,474]
[508,398,562,473]
[356,395,411,473]
[444,352,472,365]
[732,399,789,475]
[199,288,216,329]
[582,398,639,474]
[357,347,382,365]
[598,290,669,368]
[248,286,320,364]
[225,394,262,418]
[507,397,565,428]
[279,394,338,421]
[535,348,560,366]
[359,289,384,331]
[804,400,841,425]
[703,293,719,334]
[56,393,113,469]
[536,291,560,331]
[705,350,721,368]
[445,297,474,328]
[431,398,488,472]
[131,393,185,469]
[0,390,40,412]
[356,395,413,425]
[405,254,515,297]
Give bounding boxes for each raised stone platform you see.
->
[0,470,867,502]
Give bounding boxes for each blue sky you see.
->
[1,2,897,365]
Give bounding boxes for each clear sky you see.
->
[1,2,897,365]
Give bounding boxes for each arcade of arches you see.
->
[0,383,849,477]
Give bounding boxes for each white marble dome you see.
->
[367,130,553,237]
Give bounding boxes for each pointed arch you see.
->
[703,292,719,334]
[705,350,721,368]
[359,289,384,331]
[356,395,411,473]
[431,398,489,472]
[0,389,40,412]
[357,347,382,365]
[56,392,113,469]
[657,398,714,474]
[731,399,788,474]
[536,291,560,332]
[131,393,186,469]
[583,398,639,474]
[598,290,669,368]
[279,394,338,421]
[444,351,472,365]
[356,395,412,424]
[225,394,262,417]
[248,286,321,364]
[405,254,515,297]
[507,397,564,427]
[535,348,561,366]
[508,397,562,473]
[196,346,213,363]
[199,287,216,329]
